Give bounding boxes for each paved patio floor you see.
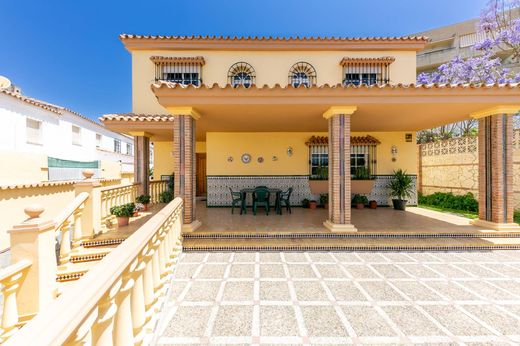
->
[155,251,520,345]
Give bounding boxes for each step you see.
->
[182,236,520,252]
[70,247,114,263]
[183,231,520,239]
[56,261,98,282]
[82,237,126,248]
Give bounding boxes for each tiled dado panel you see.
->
[366,175,417,206]
[206,175,417,207]
[207,176,314,207]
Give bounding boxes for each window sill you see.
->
[26,141,43,146]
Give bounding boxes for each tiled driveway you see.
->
[155,251,520,345]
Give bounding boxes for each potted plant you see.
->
[351,167,375,195]
[309,166,329,194]
[352,194,368,209]
[388,169,414,211]
[369,200,378,209]
[309,200,318,209]
[134,203,144,216]
[136,194,151,211]
[320,193,329,209]
[301,198,310,208]
[110,203,135,227]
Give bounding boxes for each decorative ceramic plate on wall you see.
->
[241,153,251,164]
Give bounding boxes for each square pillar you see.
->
[172,108,201,232]
[323,106,357,232]
[134,135,150,196]
[471,106,520,231]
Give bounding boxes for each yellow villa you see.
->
[6,33,520,345]
[102,34,520,234]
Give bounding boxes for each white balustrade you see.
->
[6,198,184,346]
[149,180,168,204]
[100,183,140,229]
[0,260,31,343]
[54,192,89,267]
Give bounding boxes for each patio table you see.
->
[240,188,282,215]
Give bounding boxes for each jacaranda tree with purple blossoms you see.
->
[417,0,520,143]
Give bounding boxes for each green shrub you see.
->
[352,167,372,180]
[159,190,174,203]
[352,194,368,205]
[110,203,135,217]
[136,194,151,204]
[418,192,478,212]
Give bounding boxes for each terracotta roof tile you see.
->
[0,89,62,114]
[151,81,520,91]
[306,135,381,146]
[100,113,175,122]
[120,34,429,43]
[150,56,205,65]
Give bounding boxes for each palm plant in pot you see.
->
[388,169,414,211]
[110,203,135,227]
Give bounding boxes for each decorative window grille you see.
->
[96,134,102,148]
[306,135,380,178]
[340,57,394,85]
[151,56,205,86]
[72,125,82,146]
[288,62,317,87]
[114,139,121,153]
[126,143,133,156]
[228,62,256,87]
[26,118,42,144]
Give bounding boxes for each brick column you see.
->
[471,106,520,231]
[134,135,150,196]
[323,106,357,232]
[172,108,201,232]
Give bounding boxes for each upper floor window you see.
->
[151,56,204,86]
[26,118,42,145]
[96,134,102,148]
[228,62,255,88]
[114,139,121,153]
[288,62,317,87]
[126,143,133,156]
[340,57,394,86]
[72,125,82,146]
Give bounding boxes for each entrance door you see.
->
[196,153,207,196]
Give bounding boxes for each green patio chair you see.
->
[229,188,243,214]
[278,187,293,214]
[253,187,270,215]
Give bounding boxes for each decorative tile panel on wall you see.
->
[366,175,417,206]
[206,175,417,207]
[207,176,315,207]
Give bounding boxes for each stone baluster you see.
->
[58,218,72,266]
[91,279,121,346]
[72,205,84,249]
[130,257,146,344]
[0,267,28,341]
[141,243,156,323]
[113,267,135,346]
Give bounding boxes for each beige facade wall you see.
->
[132,50,417,114]
[0,151,48,184]
[418,131,520,209]
[152,141,206,180]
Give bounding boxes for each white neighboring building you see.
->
[0,77,134,184]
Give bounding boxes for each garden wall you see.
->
[418,130,520,209]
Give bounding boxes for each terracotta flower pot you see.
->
[142,204,149,211]
[309,201,317,209]
[133,211,139,217]
[369,200,377,209]
[355,203,365,210]
[117,216,129,227]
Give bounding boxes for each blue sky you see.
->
[0,0,487,121]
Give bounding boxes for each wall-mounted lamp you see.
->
[391,145,398,162]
